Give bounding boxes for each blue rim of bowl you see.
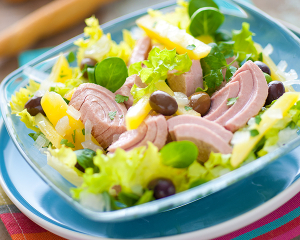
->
[2,0,300,222]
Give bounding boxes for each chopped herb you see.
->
[254,115,262,125]
[82,129,85,136]
[184,106,193,111]
[72,129,76,143]
[250,129,259,137]
[50,87,55,92]
[227,97,239,106]
[67,51,76,63]
[60,139,75,148]
[115,94,129,103]
[28,132,52,147]
[258,52,263,62]
[60,74,67,78]
[153,21,157,28]
[63,97,70,104]
[120,115,123,119]
[186,44,196,50]
[108,111,117,120]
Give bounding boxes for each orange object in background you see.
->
[0,0,116,58]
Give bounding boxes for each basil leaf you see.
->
[214,30,232,43]
[63,97,70,104]
[75,149,98,173]
[188,0,219,17]
[160,141,198,168]
[115,94,129,103]
[227,97,239,106]
[189,7,224,37]
[67,51,76,63]
[87,67,96,84]
[250,129,259,137]
[94,57,128,93]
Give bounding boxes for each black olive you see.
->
[188,92,211,116]
[24,96,46,116]
[254,61,271,75]
[265,81,285,106]
[148,178,175,199]
[149,90,178,116]
[80,57,97,78]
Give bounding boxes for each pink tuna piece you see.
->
[167,60,203,97]
[128,36,152,66]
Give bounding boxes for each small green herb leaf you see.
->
[67,51,76,63]
[195,81,208,92]
[258,52,263,62]
[254,115,262,125]
[75,149,98,173]
[82,129,85,136]
[153,21,157,28]
[108,111,117,120]
[94,57,128,93]
[72,129,76,143]
[227,97,239,106]
[60,139,75,148]
[250,129,259,137]
[160,141,198,168]
[28,132,52,147]
[189,7,224,37]
[115,94,129,103]
[63,97,70,104]
[186,44,196,50]
[184,106,193,111]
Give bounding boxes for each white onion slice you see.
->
[34,135,48,149]
[264,108,283,119]
[174,92,189,106]
[81,140,103,152]
[283,80,300,86]
[277,60,288,72]
[231,131,250,145]
[55,116,71,137]
[285,69,298,81]
[85,119,92,141]
[262,44,273,56]
[23,66,50,83]
[66,105,81,120]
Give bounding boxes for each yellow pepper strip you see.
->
[35,113,62,149]
[136,15,211,60]
[126,94,152,130]
[154,80,174,96]
[231,92,300,168]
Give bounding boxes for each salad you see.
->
[9,0,300,212]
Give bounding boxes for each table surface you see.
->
[1,0,300,239]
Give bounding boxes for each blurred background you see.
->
[0,0,300,82]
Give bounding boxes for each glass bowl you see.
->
[1,0,300,222]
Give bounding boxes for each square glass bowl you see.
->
[1,0,300,222]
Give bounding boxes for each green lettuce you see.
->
[47,146,83,187]
[232,22,258,62]
[129,47,192,103]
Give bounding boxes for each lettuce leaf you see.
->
[232,22,258,62]
[75,16,135,65]
[47,146,83,187]
[10,80,40,114]
[72,143,189,200]
[17,109,40,132]
[129,47,192,102]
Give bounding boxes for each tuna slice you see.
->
[173,124,232,163]
[205,61,268,132]
[167,60,203,97]
[204,81,239,121]
[128,36,152,66]
[69,83,127,149]
[115,74,146,109]
[167,115,233,143]
[108,115,168,152]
